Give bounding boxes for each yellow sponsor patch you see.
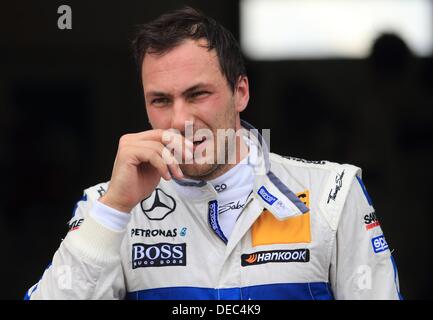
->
[251,190,311,247]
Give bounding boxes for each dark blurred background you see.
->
[0,0,432,300]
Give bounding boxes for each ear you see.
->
[234,76,249,113]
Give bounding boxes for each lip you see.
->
[192,137,213,155]
[192,137,206,151]
[193,137,206,144]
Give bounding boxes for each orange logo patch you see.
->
[251,190,311,247]
[244,254,258,264]
[297,191,310,208]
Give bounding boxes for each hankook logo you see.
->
[241,249,310,266]
[141,188,176,220]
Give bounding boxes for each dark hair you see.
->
[131,6,246,92]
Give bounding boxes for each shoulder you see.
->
[269,153,361,177]
[269,153,364,230]
[70,182,109,220]
[82,181,110,201]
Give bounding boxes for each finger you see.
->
[160,130,194,164]
[123,140,184,179]
[120,145,170,180]
[161,147,184,179]
[127,129,185,145]
[146,152,173,181]
[121,129,193,170]
[122,129,193,161]
[127,129,166,142]
[132,148,172,181]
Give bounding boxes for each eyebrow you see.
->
[146,83,211,98]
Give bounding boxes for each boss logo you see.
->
[132,243,186,269]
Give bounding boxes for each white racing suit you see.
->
[25,123,402,300]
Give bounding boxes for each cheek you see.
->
[199,94,233,124]
[146,107,171,129]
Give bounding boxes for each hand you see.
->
[100,129,191,213]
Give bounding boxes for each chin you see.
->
[180,163,220,180]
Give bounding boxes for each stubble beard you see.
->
[180,139,234,181]
[180,103,238,181]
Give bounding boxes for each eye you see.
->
[151,97,170,106]
[189,91,210,99]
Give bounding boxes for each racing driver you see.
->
[25,7,402,300]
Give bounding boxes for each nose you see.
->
[170,99,194,133]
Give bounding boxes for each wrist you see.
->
[99,195,133,213]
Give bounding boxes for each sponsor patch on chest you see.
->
[132,243,186,269]
[251,190,311,246]
[241,248,310,266]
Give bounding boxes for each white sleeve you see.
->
[24,186,128,300]
[90,199,131,231]
[330,176,402,300]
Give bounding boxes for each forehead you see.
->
[141,39,224,92]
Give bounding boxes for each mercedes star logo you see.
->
[140,188,176,220]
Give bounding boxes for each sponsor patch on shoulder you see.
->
[371,235,389,253]
[364,212,381,230]
[68,218,84,232]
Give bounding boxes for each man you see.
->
[25,7,401,300]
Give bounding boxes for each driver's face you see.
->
[142,39,247,179]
